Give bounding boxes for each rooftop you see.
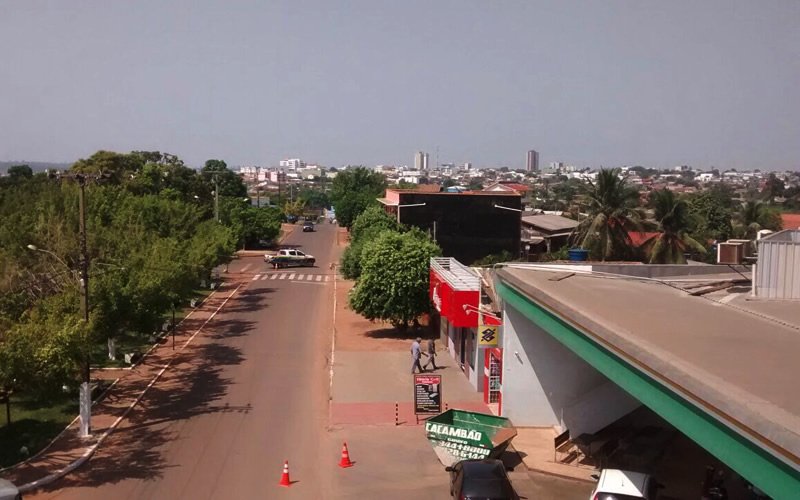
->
[497,265,800,468]
[520,214,578,233]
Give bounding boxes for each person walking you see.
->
[411,337,426,373]
[423,338,438,370]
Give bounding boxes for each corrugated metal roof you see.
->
[756,230,800,299]
[430,257,480,291]
[520,214,578,232]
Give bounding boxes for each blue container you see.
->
[568,248,589,261]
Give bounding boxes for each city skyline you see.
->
[1,1,798,171]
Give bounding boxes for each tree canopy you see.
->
[0,150,241,398]
[644,189,706,264]
[330,167,386,228]
[340,206,402,280]
[571,168,642,261]
[348,229,441,329]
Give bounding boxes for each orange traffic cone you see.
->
[339,442,354,468]
[278,460,292,487]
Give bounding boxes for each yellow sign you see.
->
[478,325,498,346]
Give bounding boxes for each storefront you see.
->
[429,258,501,397]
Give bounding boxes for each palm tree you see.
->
[571,168,643,261]
[733,200,782,239]
[644,189,706,264]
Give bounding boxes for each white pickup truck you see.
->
[264,249,316,268]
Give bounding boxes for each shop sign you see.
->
[414,374,443,415]
[478,325,499,346]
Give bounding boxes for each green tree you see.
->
[467,178,484,191]
[348,229,440,330]
[349,206,401,242]
[686,185,734,243]
[340,206,403,279]
[571,168,642,261]
[297,188,330,210]
[643,190,706,264]
[330,167,386,228]
[7,165,33,179]
[761,173,785,202]
[732,200,782,239]
[201,159,247,198]
[71,150,144,184]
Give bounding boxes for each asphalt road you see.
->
[33,223,338,499]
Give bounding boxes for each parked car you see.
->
[590,469,662,500]
[302,221,315,232]
[0,479,22,500]
[446,459,519,500]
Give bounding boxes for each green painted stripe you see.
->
[497,280,800,499]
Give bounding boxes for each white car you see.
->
[590,469,661,500]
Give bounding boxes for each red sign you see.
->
[429,269,480,327]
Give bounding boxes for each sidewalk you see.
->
[329,278,595,490]
[0,276,248,493]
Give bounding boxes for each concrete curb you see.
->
[13,284,244,493]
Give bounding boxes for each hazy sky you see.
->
[1,1,798,170]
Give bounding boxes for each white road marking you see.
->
[325,276,330,282]
[297,274,305,280]
[288,273,296,280]
[291,280,326,285]
[270,274,279,280]
[252,274,261,281]
[279,273,288,280]
[315,275,322,282]
[261,274,269,280]
[240,263,252,273]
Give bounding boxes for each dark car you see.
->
[302,221,315,232]
[446,459,519,500]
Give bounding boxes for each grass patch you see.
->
[0,393,78,468]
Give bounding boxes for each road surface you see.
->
[32,222,338,499]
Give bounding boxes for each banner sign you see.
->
[414,374,443,415]
[478,325,499,346]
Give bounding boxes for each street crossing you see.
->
[251,272,332,282]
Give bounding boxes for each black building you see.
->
[379,189,521,265]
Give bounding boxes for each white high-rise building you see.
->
[279,158,305,171]
[414,151,429,171]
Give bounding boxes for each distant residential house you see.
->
[521,214,579,257]
[696,173,716,183]
[483,182,532,207]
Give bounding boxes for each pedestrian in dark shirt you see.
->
[423,338,438,370]
[411,337,426,373]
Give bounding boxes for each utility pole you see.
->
[76,175,91,438]
[53,172,97,438]
[213,174,220,222]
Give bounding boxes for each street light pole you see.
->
[31,172,96,437]
[214,174,220,223]
[75,175,92,438]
